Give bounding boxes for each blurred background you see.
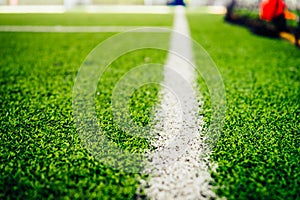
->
[0,0,228,6]
[0,0,299,11]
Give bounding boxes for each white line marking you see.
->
[84,5,172,14]
[0,5,225,14]
[0,5,66,13]
[0,5,172,14]
[0,25,171,33]
[140,6,216,200]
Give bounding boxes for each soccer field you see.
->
[0,9,299,200]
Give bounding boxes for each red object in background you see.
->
[260,0,286,21]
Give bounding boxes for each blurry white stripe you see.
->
[85,5,172,14]
[0,5,66,13]
[206,5,226,14]
[0,5,225,14]
[0,5,172,14]
[0,25,171,32]
[187,5,226,14]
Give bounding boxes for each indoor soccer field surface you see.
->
[0,7,299,200]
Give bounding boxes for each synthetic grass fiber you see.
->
[1,11,299,200]
[0,13,171,199]
[188,13,300,200]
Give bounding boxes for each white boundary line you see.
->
[140,6,216,200]
[0,25,171,32]
[0,5,66,13]
[84,5,172,14]
[0,5,172,14]
[0,5,225,14]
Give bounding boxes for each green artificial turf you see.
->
[2,10,299,200]
[95,49,166,151]
[188,14,300,200]
[0,13,171,199]
[0,13,172,26]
